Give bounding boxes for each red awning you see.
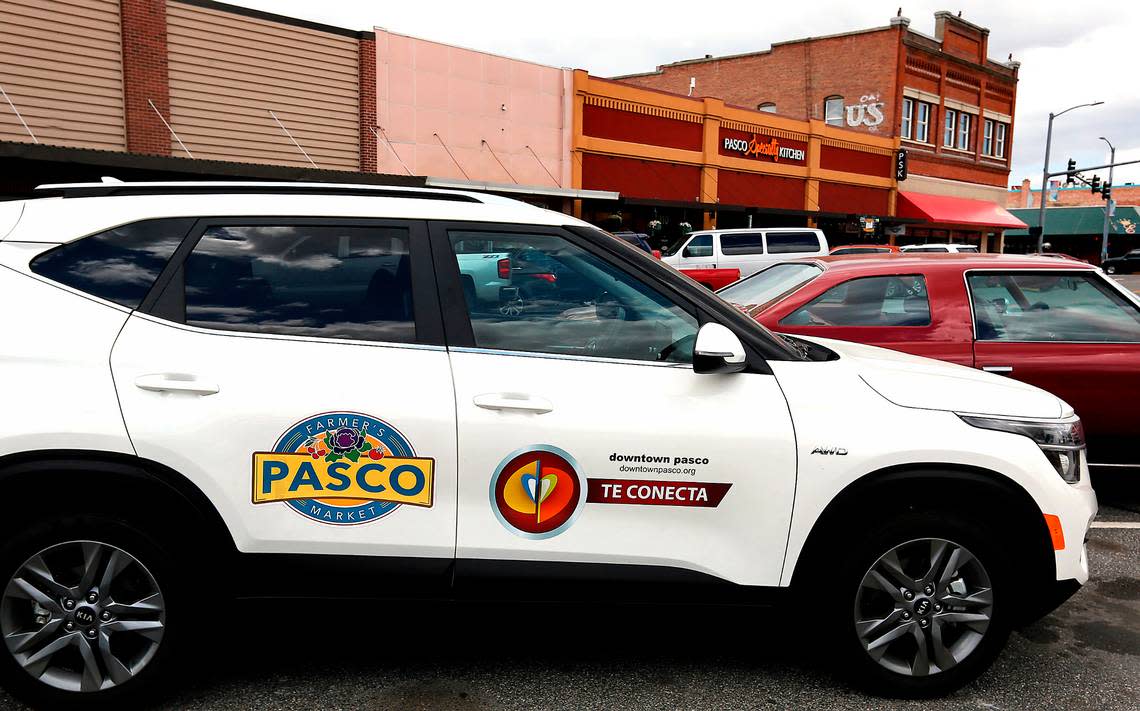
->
[897,191,1027,229]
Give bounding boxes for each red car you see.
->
[719,254,1140,471]
[829,244,900,256]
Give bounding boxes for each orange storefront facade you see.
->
[569,71,902,248]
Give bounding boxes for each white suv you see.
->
[0,182,1096,707]
[900,243,980,253]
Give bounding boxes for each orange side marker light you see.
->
[1043,514,1066,551]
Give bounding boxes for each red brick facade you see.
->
[1007,178,1140,209]
[358,34,377,173]
[120,0,171,156]
[615,12,1018,191]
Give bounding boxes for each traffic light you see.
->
[1102,182,1112,202]
[1066,158,1077,184]
[1090,175,1101,194]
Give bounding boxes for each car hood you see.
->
[795,335,1068,419]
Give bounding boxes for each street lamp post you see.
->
[1037,101,1103,253]
[1099,136,1115,264]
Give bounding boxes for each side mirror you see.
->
[693,323,747,374]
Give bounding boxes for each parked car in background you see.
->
[660,227,827,278]
[900,243,980,253]
[1101,249,1140,274]
[830,244,900,256]
[719,253,1140,472]
[610,230,654,254]
[677,266,740,290]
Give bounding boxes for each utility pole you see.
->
[1099,137,1115,264]
[1037,102,1103,253]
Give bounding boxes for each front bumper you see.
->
[1052,474,1097,585]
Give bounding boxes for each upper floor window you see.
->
[901,98,913,139]
[956,113,972,151]
[984,119,1008,158]
[824,96,844,126]
[914,101,932,143]
[757,102,777,113]
[944,109,957,147]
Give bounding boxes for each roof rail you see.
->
[33,180,483,203]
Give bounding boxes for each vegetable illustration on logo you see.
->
[490,445,585,539]
[253,412,434,525]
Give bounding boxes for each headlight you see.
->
[958,414,1085,483]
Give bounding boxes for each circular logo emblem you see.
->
[914,598,932,616]
[74,608,96,627]
[490,445,585,539]
[274,412,416,525]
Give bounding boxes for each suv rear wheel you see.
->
[0,516,181,710]
[830,512,1010,697]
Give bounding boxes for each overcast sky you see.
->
[230,0,1140,190]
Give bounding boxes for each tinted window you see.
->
[781,275,931,327]
[766,232,821,254]
[720,233,766,256]
[957,246,979,253]
[182,224,415,343]
[719,263,823,308]
[30,218,192,307]
[448,231,698,363]
[682,235,713,258]
[968,272,1140,342]
[831,247,890,255]
[903,247,949,253]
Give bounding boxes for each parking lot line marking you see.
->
[1090,521,1140,529]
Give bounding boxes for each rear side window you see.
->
[781,275,930,327]
[719,232,765,255]
[181,224,415,343]
[967,272,1140,342]
[765,232,821,254]
[29,218,193,308]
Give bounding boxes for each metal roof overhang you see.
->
[424,177,618,201]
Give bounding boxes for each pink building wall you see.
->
[374,29,572,187]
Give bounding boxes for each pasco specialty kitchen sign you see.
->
[720,128,807,165]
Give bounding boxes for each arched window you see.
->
[757,102,777,113]
[824,96,844,126]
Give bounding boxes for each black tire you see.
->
[826,511,1011,698]
[0,515,186,710]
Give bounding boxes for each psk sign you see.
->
[895,149,908,181]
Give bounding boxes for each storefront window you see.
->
[824,96,844,126]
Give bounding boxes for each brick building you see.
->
[1007,178,1140,209]
[616,11,1025,251]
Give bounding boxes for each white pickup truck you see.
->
[454,242,512,305]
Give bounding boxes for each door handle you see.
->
[473,393,553,414]
[981,365,1014,373]
[134,373,220,396]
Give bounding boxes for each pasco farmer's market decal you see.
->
[490,446,731,539]
[720,127,807,164]
[253,412,434,525]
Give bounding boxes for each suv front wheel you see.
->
[0,516,180,710]
[832,512,1011,697]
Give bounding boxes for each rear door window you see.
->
[765,232,821,254]
[781,275,931,326]
[30,218,194,307]
[178,223,417,343]
[719,232,766,255]
[967,272,1140,342]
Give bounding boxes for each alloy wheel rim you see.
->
[1,540,166,692]
[854,537,993,677]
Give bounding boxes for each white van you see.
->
[660,228,828,278]
[900,243,980,253]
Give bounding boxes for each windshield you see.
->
[718,262,824,309]
[661,233,694,257]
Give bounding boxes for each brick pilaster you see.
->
[120,0,171,156]
[358,33,377,173]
